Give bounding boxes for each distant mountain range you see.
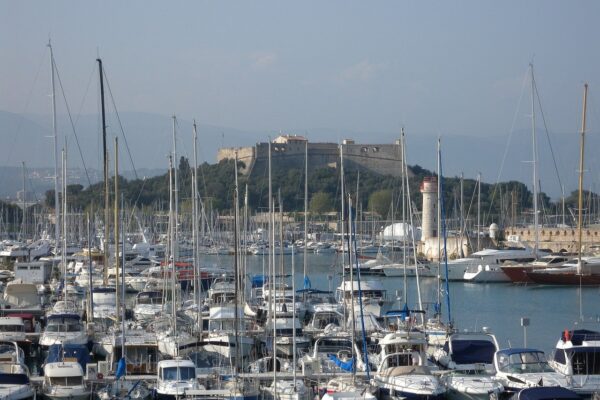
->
[1,109,595,200]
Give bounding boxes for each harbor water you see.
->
[202,251,600,354]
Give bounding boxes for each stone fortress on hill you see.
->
[217,134,413,178]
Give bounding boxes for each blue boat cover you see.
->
[451,340,496,364]
[115,357,126,379]
[47,313,81,321]
[514,386,580,400]
[0,374,29,385]
[328,354,354,372]
[496,348,543,357]
[251,275,267,288]
[563,329,600,345]
[295,289,331,294]
[303,275,312,289]
[46,344,91,369]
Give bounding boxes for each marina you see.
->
[4,2,600,399]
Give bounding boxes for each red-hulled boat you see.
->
[501,254,572,283]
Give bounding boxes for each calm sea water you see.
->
[199,252,600,354]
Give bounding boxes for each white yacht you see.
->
[2,279,42,314]
[300,332,370,374]
[94,326,159,375]
[264,312,310,357]
[336,280,392,318]
[494,348,570,393]
[133,290,164,321]
[202,305,256,360]
[548,329,600,396]
[264,379,311,400]
[0,341,35,400]
[372,331,446,400]
[39,314,88,349]
[433,331,503,400]
[155,358,203,399]
[91,286,117,321]
[0,317,30,351]
[444,247,547,282]
[42,362,90,400]
[320,377,377,400]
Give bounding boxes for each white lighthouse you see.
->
[420,177,437,242]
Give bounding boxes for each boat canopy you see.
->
[46,344,91,369]
[496,348,543,357]
[0,373,29,385]
[514,387,580,400]
[448,339,496,364]
[563,329,600,345]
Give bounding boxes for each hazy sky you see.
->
[3,1,599,133]
[2,1,600,200]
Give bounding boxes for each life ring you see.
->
[97,372,104,380]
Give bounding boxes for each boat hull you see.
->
[526,272,600,285]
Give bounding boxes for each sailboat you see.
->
[526,84,600,285]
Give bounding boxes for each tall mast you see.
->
[401,129,408,303]
[233,175,240,373]
[97,58,110,286]
[460,172,465,257]
[168,155,177,335]
[268,139,273,318]
[172,116,179,262]
[114,137,120,326]
[48,42,60,243]
[530,64,539,256]
[436,138,442,311]
[303,140,308,283]
[61,148,67,298]
[477,173,481,252]
[339,144,347,324]
[21,162,26,240]
[577,84,588,276]
[192,121,202,333]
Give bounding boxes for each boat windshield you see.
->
[49,376,83,386]
[45,322,82,333]
[0,374,29,385]
[496,351,554,373]
[161,366,196,381]
[316,339,353,354]
[0,325,23,332]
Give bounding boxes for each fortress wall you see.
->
[503,226,600,253]
[216,146,256,174]
[217,140,409,178]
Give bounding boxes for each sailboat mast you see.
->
[62,148,67,298]
[577,83,588,276]
[339,144,347,324]
[21,162,26,240]
[172,116,179,262]
[114,137,120,326]
[233,181,240,373]
[192,121,201,332]
[436,138,442,310]
[401,129,408,302]
[530,65,539,255]
[477,173,481,252]
[48,42,60,243]
[303,140,308,282]
[97,58,110,286]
